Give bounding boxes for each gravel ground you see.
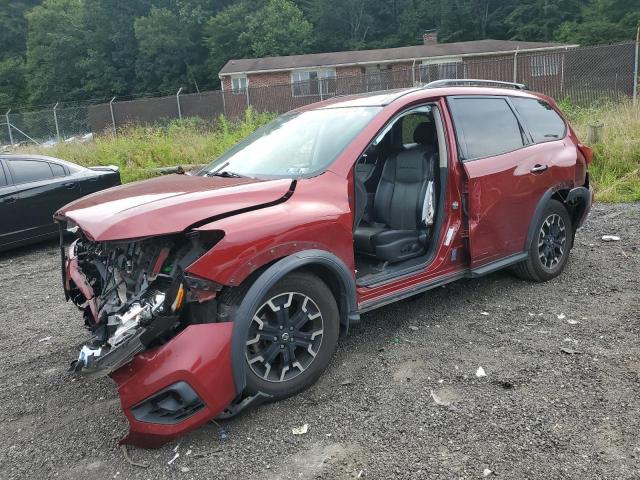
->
[1,202,639,480]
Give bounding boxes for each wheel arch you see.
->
[525,184,591,251]
[227,250,359,394]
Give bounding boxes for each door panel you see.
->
[0,176,19,246]
[463,140,575,267]
[447,95,576,269]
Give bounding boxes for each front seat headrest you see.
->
[413,122,436,145]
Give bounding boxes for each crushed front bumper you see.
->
[110,322,237,448]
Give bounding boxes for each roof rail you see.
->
[424,79,528,90]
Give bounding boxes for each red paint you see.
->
[55,174,292,241]
[58,85,590,447]
[111,322,236,448]
[65,241,99,321]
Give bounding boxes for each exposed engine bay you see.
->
[63,228,222,376]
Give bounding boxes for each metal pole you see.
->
[176,87,183,120]
[245,83,250,110]
[53,102,60,141]
[5,109,13,146]
[633,26,639,105]
[513,47,519,83]
[109,96,117,136]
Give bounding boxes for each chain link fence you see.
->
[1,42,637,147]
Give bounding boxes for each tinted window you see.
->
[511,97,566,143]
[0,163,7,187]
[449,97,525,160]
[9,159,53,184]
[50,163,66,177]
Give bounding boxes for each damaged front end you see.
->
[60,223,237,447]
[63,227,218,374]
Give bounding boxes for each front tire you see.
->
[243,272,339,400]
[513,199,573,282]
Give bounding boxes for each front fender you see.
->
[227,250,359,394]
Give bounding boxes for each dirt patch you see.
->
[1,203,639,479]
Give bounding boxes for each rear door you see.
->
[447,95,571,269]
[0,160,19,247]
[6,158,61,239]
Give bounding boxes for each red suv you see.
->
[56,80,593,447]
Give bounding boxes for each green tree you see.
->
[0,58,28,110]
[555,0,640,44]
[134,7,199,94]
[244,0,313,57]
[25,0,88,105]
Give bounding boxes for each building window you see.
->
[231,75,248,94]
[419,58,465,84]
[291,69,336,97]
[530,55,560,77]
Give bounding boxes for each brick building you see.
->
[218,32,576,115]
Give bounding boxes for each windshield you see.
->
[198,106,381,179]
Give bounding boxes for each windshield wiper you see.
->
[206,170,245,178]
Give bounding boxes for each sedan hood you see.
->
[56,174,294,241]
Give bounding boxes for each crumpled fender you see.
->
[111,322,236,448]
[66,242,99,322]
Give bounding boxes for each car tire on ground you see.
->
[513,199,573,282]
[243,272,339,400]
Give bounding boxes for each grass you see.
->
[559,99,640,202]
[17,103,640,202]
[18,109,276,183]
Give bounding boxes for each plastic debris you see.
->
[476,366,487,377]
[167,452,180,465]
[480,312,490,316]
[483,468,494,477]
[211,419,229,441]
[557,313,566,320]
[601,235,621,242]
[292,424,309,435]
[560,347,582,355]
[180,467,190,473]
[38,336,52,342]
[430,389,451,407]
[567,319,579,325]
[408,325,419,331]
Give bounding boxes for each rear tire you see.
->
[513,199,573,282]
[243,272,339,400]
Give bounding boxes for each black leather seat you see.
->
[354,122,437,263]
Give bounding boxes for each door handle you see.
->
[530,164,549,174]
[1,196,16,204]
[64,182,77,189]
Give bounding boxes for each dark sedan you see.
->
[0,154,121,252]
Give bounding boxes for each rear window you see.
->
[8,159,53,184]
[50,162,66,177]
[0,163,7,187]
[511,97,566,143]
[448,97,525,160]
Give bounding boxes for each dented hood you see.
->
[56,174,294,241]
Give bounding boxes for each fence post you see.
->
[109,96,117,136]
[633,26,639,105]
[513,47,519,83]
[176,87,183,120]
[5,109,13,146]
[53,102,60,141]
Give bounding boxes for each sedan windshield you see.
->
[198,106,381,179]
